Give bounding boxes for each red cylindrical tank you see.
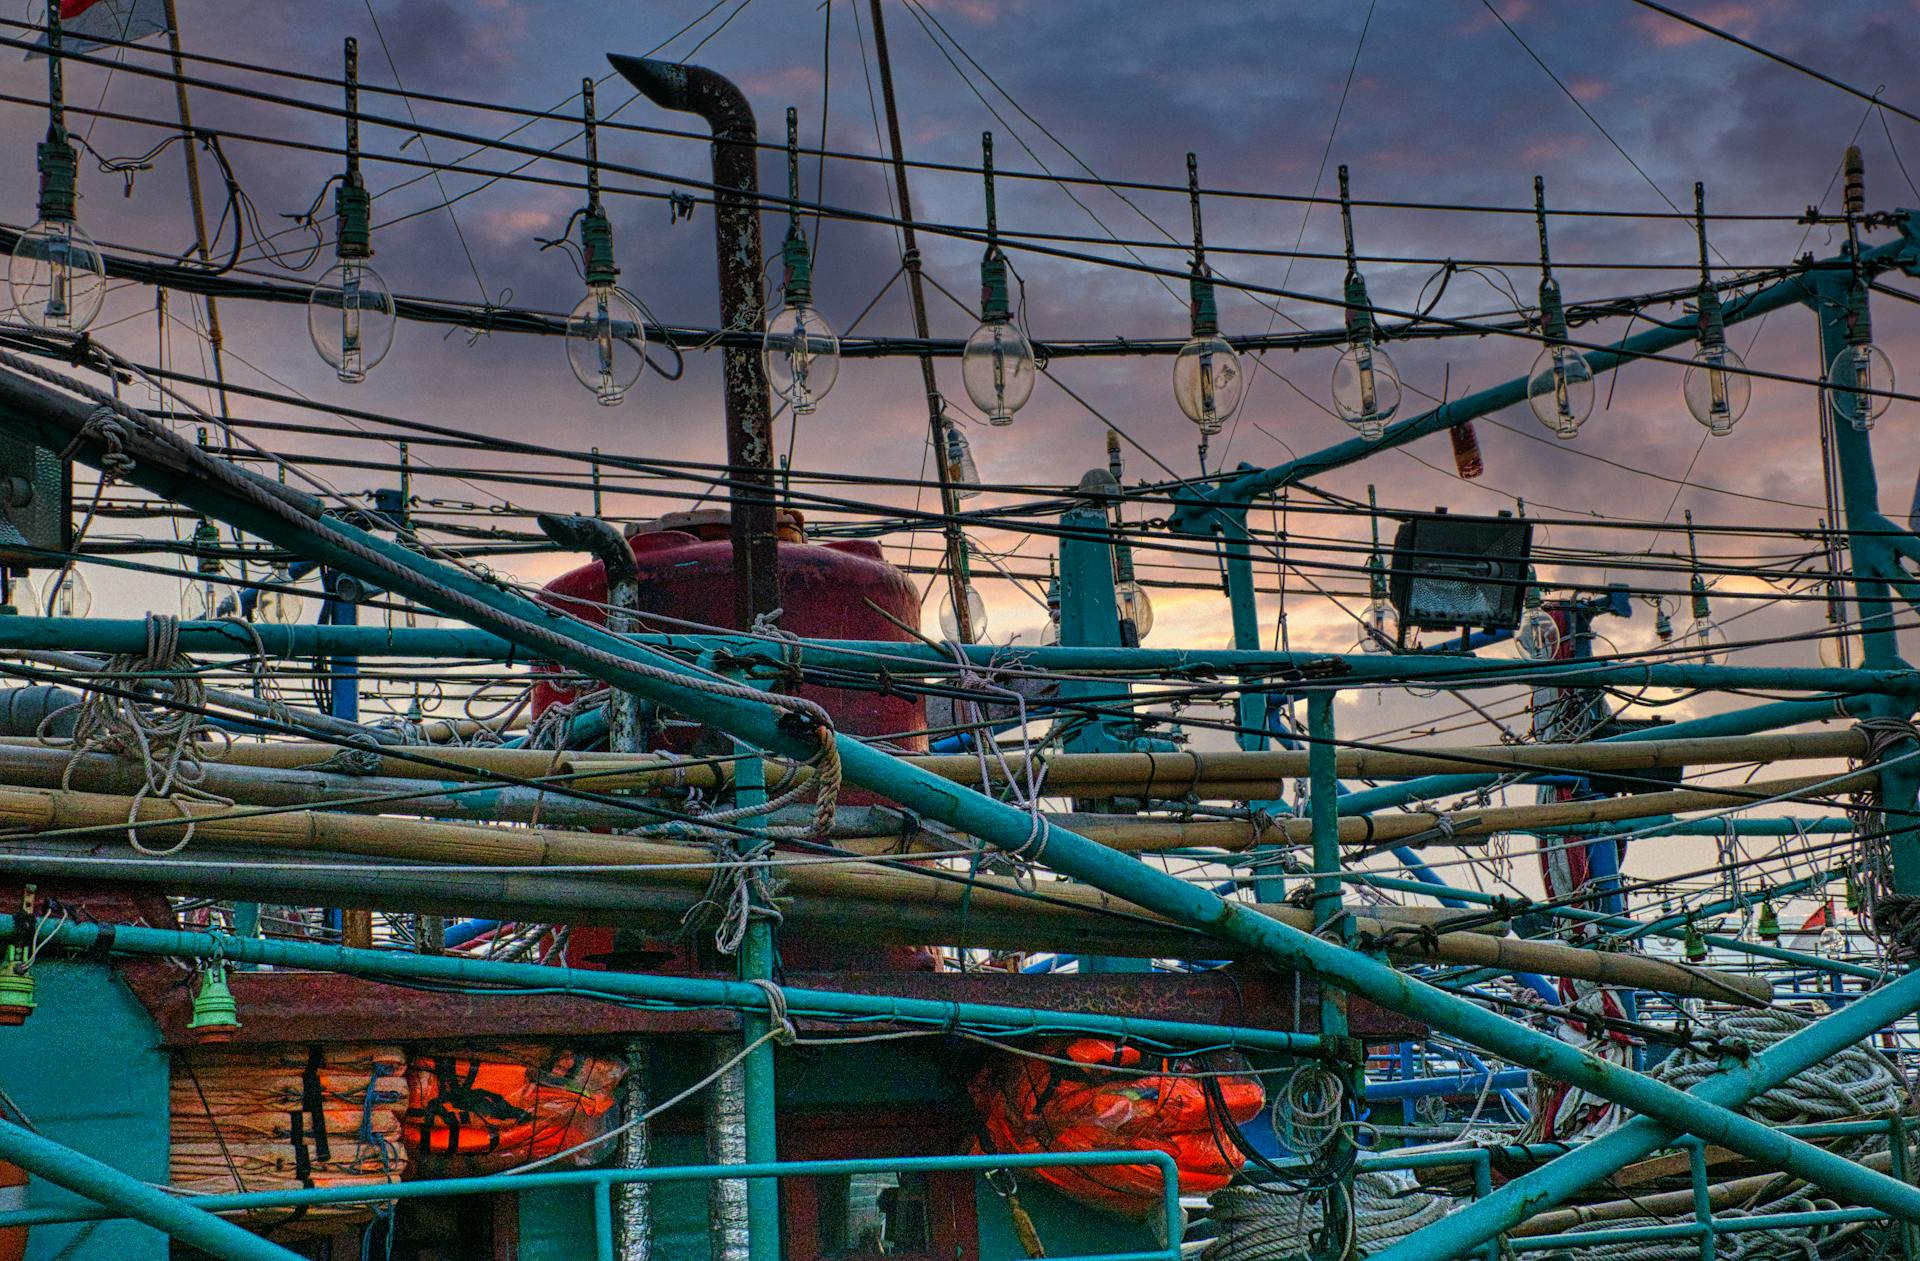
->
[530,508,927,752]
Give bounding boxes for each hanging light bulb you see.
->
[256,567,308,627]
[1526,178,1593,440]
[2,574,35,618]
[1174,154,1245,436]
[1115,582,1154,642]
[1828,339,1895,432]
[961,308,1036,425]
[938,583,988,640]
[1332,340,1401,440]
[1330,166,1400,440]
[1653,601,1674,644]
[46,566,89,618]
[1515,572,1560,660]
[562,80,645,406]
[1041,559,1060,646]
[942,421,981,500]
[765,106,839,415]
[181,518,223,620]
[1682,185,1751,437]
[8,8,106,335]
[308,40,395,384]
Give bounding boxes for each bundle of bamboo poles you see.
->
[0,782,1775,1004]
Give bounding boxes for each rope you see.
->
[48,612,233,854]
[1202,1174,1449,1260]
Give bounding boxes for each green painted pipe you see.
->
[0,1118,305,1261]
[0,913,1319,1055]
[0,1150,1181,1261]
[1369,954,1920,1261]
[7,368,1920,1231]
[0,616,1905,694]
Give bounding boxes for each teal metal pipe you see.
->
[0,1150,1181,1261]
[1369,956,1920,1261]
[0,617,1905,695]
[0,914,1320,1054]
[0,1118,305,1261]
[8,373,1920,1228]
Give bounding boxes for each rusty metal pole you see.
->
[863,0,977,642]
[609,58,780,630]
[161,0,231,427]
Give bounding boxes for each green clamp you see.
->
[1319,1034,1366,1068]
[980,249,1012,323]
[1343,271,1373,344]
[1537,276,1569,344]
[35,131,77,225]
[781,230,814,308]
[334,180,373,260]
[579,208,618,289]
[1695,284,1726,348]
[1188,267,1219,337]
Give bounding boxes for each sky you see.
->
[3,0,1920,908]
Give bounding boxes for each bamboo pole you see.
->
[11,727,1859,796]
[0,785,1770,1002]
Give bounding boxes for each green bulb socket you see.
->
[1343,272,1373,345]
[1682,923,1706,964]
[0,963,33,1026]
[980,250,1012,324]
[1188,269,1219,338]
[1845,279,1874,349]
[187,963,241,1040]
[35,133,77,225]
[1695,284,1726,349]
[334,180,373,261]
[579,209,618,289]
[1689,573,1711,623]
[1757,900,1780,942]
[781,231,814,308]
[1537,276,1569,344]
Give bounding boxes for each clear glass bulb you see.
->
[1331,339,1401,440]
[1827,342,1895,432]
[961,320,1036,426]
[1818,630,1854,670]
[1359,597,1394,654]
[1527,344,1594,439]
[1515,606,1560,660]
[763,302,840,415]
[4,574,35,617]
[943,425,981,500]
[46,567,90,618]
[8,218,107,334]
[938,584,988,640]
[1115,580,1154,641]
[1173,335,1245,435]
[307,259,396,384]
[566,283,646,406]
[256,568,308,627]
[1684,341,1750,436]
[180,579,225,621]
[1686,618,1728,664]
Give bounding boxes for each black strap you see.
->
[302,1045,331,1164]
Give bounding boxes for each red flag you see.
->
[32,1,169,54]
[1800,900,1832,933]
